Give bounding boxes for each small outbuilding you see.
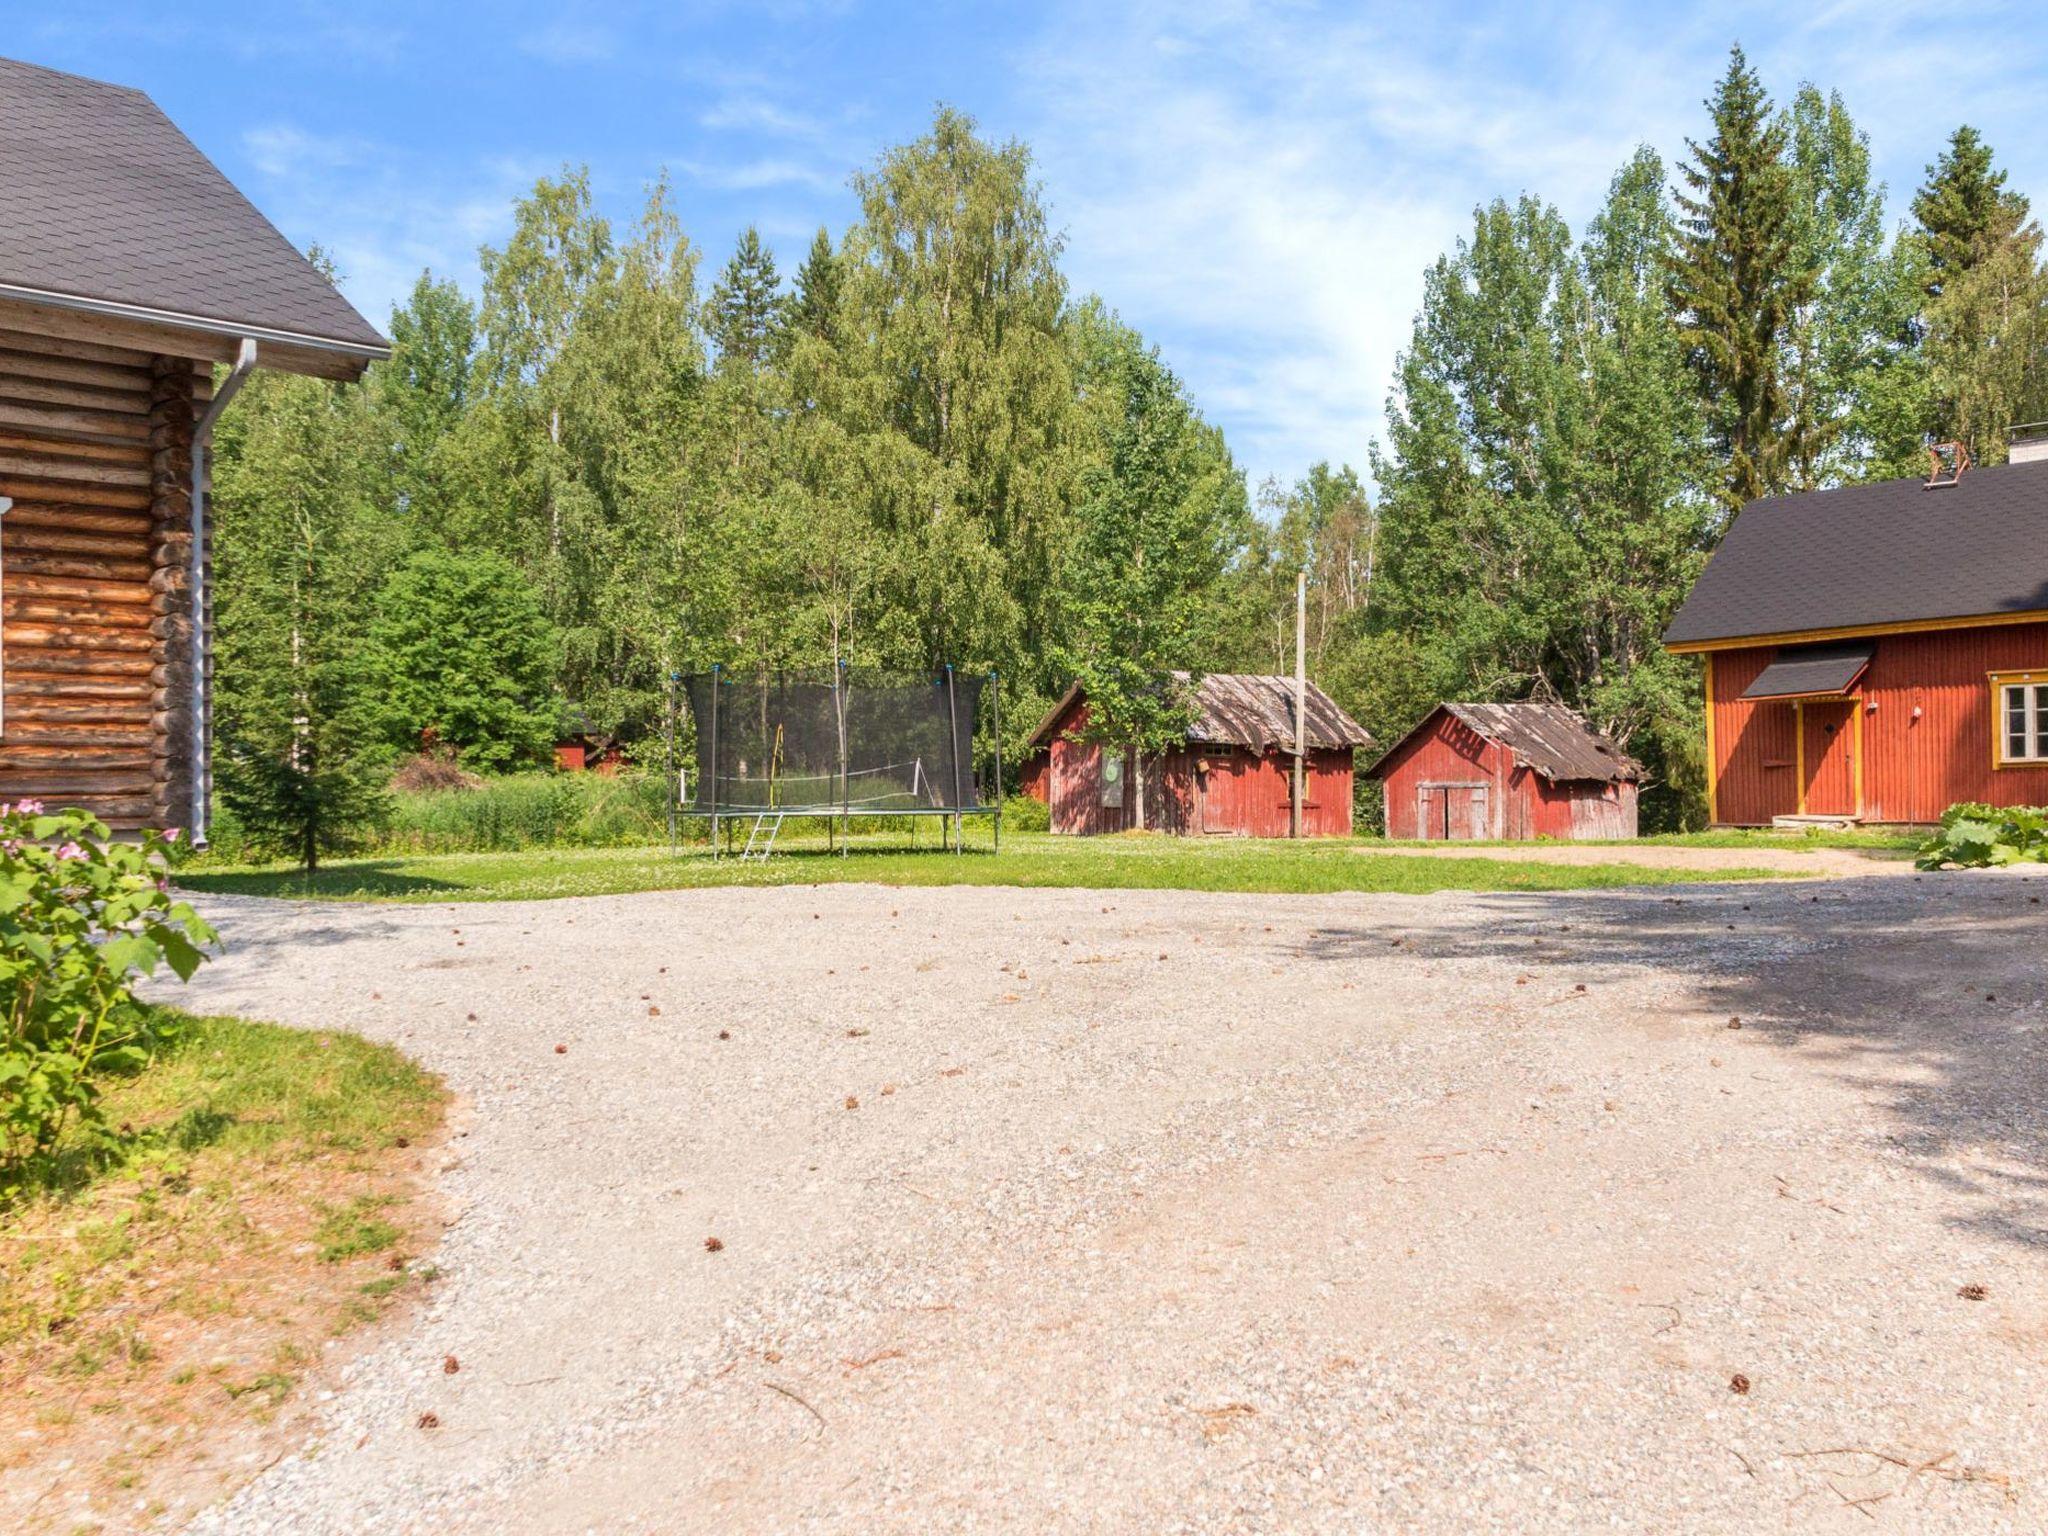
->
[1021,672,1374,836]
[1367,702,1640,841]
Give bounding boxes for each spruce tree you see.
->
[784,227,842,345]
[705,226,783,372]
[1913,127,2029,296]
[1667,45,1814,512]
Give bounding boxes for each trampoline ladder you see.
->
[740,810,786,862]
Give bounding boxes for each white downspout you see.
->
[190,339,258,846]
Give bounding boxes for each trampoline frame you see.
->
[672,664,1002,859]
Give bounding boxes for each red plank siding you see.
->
[1375,709,1637,840]
[1707,621,2048,825]
[1040,692,1354,836]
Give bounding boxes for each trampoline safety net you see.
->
[683,671,986,813]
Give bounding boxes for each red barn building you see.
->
[1021,673,1373,836]
[1665,447,2048,825]
[1367,702,1640,840]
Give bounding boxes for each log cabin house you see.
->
[1019,673,1374,836]
[1665,438,2048,826]
[1366,702,1640,840]
[0,57,388,838]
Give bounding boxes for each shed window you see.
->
[1099,753,1124,807]
[1997,679,2048,764]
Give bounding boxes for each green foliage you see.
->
[363,548,559,770]
[1666,46,1816,511]
[1915,802,2048,869]
[212,369,395,872]
[0,808,214,1190]
[1057,306,1249,822]
[378,772,670,852]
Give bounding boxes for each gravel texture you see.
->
[161,870,2048,1534]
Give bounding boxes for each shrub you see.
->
[0,806,215,1190]
[1000,794,1050,834]
[1916,802,2048,870]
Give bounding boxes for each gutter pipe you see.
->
[189,339,258,847]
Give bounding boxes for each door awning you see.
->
[1739,641,1874,700]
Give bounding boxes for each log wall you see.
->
[0,326,206,831]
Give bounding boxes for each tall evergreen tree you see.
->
[212,371,394,868]
[1913,127,2030,296]
[1667,45,1815,512]
[784,227,842,347]
[1912,128,2048,454]
[705,226,784,372]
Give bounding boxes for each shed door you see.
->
[1200,749,1242,833]
[1800,700,1858,817]
[1417,782,1488,840]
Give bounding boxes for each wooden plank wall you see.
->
[0,326,203,831]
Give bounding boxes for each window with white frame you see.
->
[1997,676,2048,764]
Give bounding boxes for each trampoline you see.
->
[676,666,1001,858]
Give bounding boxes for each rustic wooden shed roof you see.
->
[0,56,388,365]
[1026,673,1374,753]
[1367,702,1641,784]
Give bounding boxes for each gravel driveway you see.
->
[165,871,2048,1534]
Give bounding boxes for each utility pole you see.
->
[1291,568,1306,838]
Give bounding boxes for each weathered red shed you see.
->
[1022,673,1373,836]
[1367,702,1640,840]
[1665,451,2048,825]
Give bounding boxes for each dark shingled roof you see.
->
[1367,702,1641,784]
[1026,674,1375,753]
[1665,461,2048,647]
[1739,641,1873,700]
[0,56,387,353]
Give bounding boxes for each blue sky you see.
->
[14,1,2045,494]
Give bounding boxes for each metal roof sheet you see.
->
[1025,673,1375,753]
[1367,702,1641,784]
[0,56,388,355]
[1738,641,1874,700]
[1664,461,2048,646]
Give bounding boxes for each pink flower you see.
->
[53,842,84,861]
[15,799,43,815]
[162,827,183,844]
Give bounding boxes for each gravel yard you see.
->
[164,870,2047,1534]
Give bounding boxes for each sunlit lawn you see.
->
[171,828,1819,903]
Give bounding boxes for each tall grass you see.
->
[380,772,673,852]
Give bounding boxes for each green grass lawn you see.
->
[171,828,1816,903]
[2,1010,444,1528]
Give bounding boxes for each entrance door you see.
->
[1200,750,1242,833]
[1417,782,1489,840]
[1800,700,1859,816]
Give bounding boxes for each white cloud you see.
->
[1013,0,2046,494]
[516,23,618,64]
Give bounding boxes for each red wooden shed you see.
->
[1021,673,1373,836]
[1664,448,2048,825]
[1367,702,1640,840]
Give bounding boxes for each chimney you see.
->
[2011,422,2048,466]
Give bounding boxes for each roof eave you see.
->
[0,280,389,380]
[1666,605,2048,654]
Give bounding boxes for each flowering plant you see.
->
[0,803,215,1187]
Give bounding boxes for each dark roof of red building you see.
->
[1366,702,1641,784]
[0,56,388,357]
[1026,673,1374,753]
[1664,461,2048,647]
